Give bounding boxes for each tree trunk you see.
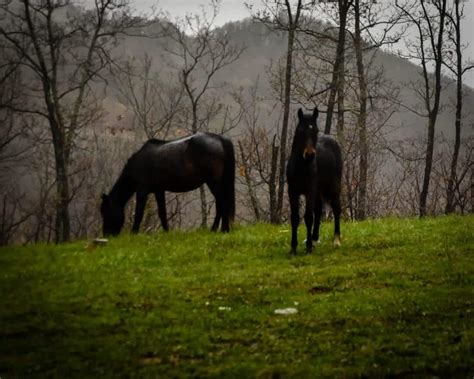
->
[238,141,260,221]
[336,52,345,141]
[45,79,71,243]
[324,0,348,135]
[55,162,70,243]
[420,116,436,216]
[354,0,368,220]
[269,135,279,223]
[445,75,462,214]
[446,0,462,214]
[419,0,447,217]
[50,127,71,243]
[276,25,296,223]
[470,168,473,213]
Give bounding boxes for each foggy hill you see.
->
[106,17,474,145]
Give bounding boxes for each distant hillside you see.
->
[105,17,474,144]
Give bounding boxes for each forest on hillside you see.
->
[0,0,473,244]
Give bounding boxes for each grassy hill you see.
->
[1,216,473,377]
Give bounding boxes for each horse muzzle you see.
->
[303,147,316,160]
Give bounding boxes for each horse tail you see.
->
[220,136,236,222]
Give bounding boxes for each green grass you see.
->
[1,215,473,378]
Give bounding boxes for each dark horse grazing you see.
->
[100,132,235,236]
[286,107,342,254]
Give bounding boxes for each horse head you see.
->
[100,193,125,236]
[295,107,319,161]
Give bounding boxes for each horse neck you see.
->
[109,173,135,208]
[290,138,304,158]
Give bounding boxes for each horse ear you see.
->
[312,107,319,121]
[297,108,303,121]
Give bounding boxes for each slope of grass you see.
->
[1,215,473,377]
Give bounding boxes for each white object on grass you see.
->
[274,308,298,315]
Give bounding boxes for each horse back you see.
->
[131,133,224,164]
[123,133,228,192]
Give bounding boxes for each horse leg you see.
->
[217,189,230,233]
[312,196,323,243]
[211,197,223,232]
[207,182,224,232]
[289,191,300,255]
[217,200,227,232]
[331,195,342,247]
[132,191,148,233]
[155,191,169,231]
[304,195,314,254]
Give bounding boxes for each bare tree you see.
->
[298,0,352,136]
[352,0,368,219]
[0,45,36,244]
[162,1,243,227]
[438,135,474,214]
[0,0,150,242]
[349,0,403,219]
[0,45,31,168]
[326,0,351,137]
[114,54,184,139]
[443,0,474,213]
[233,80,282,222]
[249,0,307,223]
[395,0,448,217]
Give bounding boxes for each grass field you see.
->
[1,215,473,378]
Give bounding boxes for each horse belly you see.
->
[154,170,204,192]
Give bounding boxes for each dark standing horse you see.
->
[286,107,342,254]
[100,132,235,236]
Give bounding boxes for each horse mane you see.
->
[148,138,168,145]
[126,139,168,160]
[109,139,159,203]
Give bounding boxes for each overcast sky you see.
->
[130,0,474,87]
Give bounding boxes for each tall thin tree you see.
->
[249,0,304,223]
[163,2,243,227]
[396,0,448,217]
[444,0,474,213]
[324,0,352,136]
[0,0,148,241]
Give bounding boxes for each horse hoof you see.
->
[289,248,297,255]
[333,236,341,247]
[306,248,313,254]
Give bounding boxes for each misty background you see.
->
[0,0,472,244]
